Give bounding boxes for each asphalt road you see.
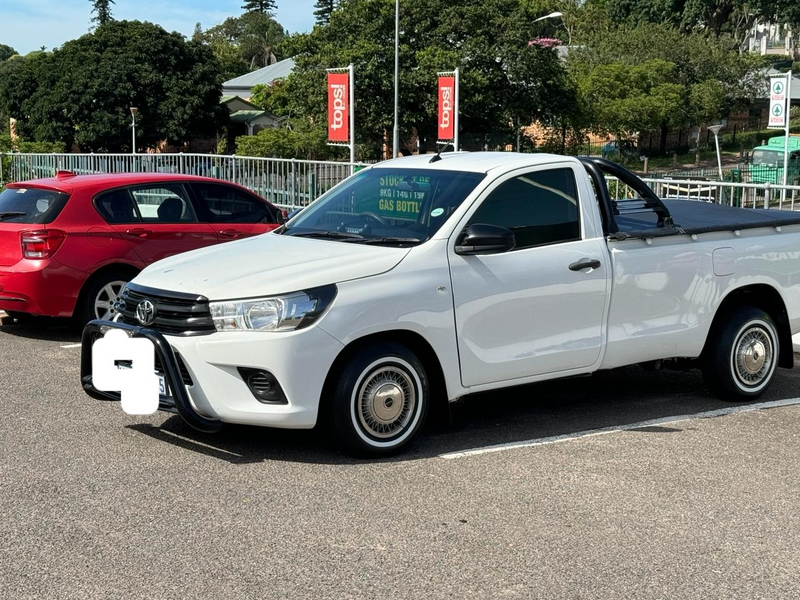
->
[1,315,799,599]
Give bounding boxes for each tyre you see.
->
[329,342,429,456]
[77,271,131,325]
[702,306,779,401]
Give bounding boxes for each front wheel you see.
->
[329,342,429,456]
[702,306,779,401]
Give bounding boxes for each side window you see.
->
[191,184,274,224]
[130,185,197,224]
[468,168,580,250]
[95,189,139,224]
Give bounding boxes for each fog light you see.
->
[238,368,287,404]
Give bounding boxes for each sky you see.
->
[0,0,317,54]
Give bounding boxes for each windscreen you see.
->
[0,186,70,224]
[752,149,783,166]
[284,168,485,244]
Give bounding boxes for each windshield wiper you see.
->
[0,211,26,221]
[350,236,422,246]
[287,230,364,240]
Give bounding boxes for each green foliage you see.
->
[236,121,332,160]
[0,21,227,152]
[242,0,277,13]
[195,12,286,80]
[569,22,761,150]
[90,0,115,25]
[604,0,800,40]
[722,125,800,150]
[282,0,575,156]
[576,60,684,137]
[0,45,17,61]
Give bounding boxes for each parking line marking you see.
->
[61,343,83,349]
[439,397,800,460]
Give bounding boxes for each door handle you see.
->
[569,258,601,271]
[125,228,151,238]
[219,229,243,238]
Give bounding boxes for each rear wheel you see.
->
[329,342,429,456]
[78,271,131,325]
[702,306,779,401]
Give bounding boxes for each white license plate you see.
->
[116,364,170,398]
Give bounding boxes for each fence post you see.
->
[0,152,4,186]
[763,183,771,209]
[291,159,297,208]
[180,152,185,175]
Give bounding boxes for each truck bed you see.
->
[612,200,800,240]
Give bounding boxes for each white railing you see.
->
[0,152,363,210]
[607,176,800,211]
[4,152,800,212]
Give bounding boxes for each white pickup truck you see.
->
[81,153,800,455]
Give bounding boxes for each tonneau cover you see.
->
[612,199,800,240]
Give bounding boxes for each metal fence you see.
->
[4,151,800,213]
[0,152,362,210]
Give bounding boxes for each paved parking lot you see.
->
[1,314,800,599]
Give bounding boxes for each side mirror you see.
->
[455,223,516,255]
[275,210,287,225]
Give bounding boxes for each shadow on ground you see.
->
[0,315,81,343]
[126,364,799,466]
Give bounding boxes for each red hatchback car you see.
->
[0,172,284,324]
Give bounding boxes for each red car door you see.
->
[189,182,281,241]
[97,184,218,265]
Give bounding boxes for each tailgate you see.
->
[0,225,23,267]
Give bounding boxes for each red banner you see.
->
[327,72,349,143]
[438,76,455,141]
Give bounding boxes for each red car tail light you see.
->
[21,229,66,259]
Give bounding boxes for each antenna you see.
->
[429,142,453,163]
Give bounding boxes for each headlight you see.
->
[209,285,337,332]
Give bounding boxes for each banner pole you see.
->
[349,63,355,173]
[782,70,792,205]
[454,68,460,152]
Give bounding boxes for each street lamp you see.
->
[392,0,400,158]
[130,107,138,155]
[533,11,562,22]
[707,124,724,181]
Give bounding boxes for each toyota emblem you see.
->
[136,299,157,326]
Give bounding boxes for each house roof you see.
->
[229,110,271,124]
[222,57,296,95]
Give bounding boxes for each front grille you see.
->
[117,283,214,336]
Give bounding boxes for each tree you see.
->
[242,0,277,13]
[195,12,287,79]
[0,44,17,61]
[314,0,338,26]
[90,0,115,26]
[0,21,227,152]
[281,0,575,158]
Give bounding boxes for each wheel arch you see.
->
[703,284,793,368]
[73,262,140,317]
[320,329,450,423]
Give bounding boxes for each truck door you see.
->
[449,165,609,387]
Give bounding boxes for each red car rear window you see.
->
[0,187,70,224]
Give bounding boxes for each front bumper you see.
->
[81,320,222,432]
[81,319,345,432]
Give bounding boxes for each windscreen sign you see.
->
[327,72,349,142]
[769,76,788,129]
[438,76,455,141]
